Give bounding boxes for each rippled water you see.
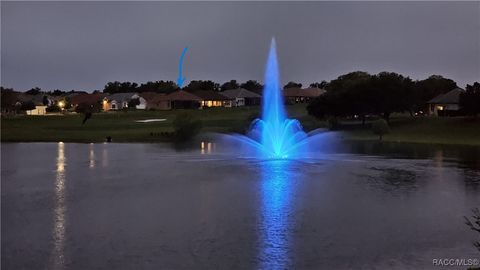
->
[2,142,479,269]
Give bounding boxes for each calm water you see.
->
[2,141,479,270]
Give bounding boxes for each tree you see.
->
[372,119,390,141]
[42,95,50,106]
[48,89,66,96]
[413,75,457,112]
[127,98,140,109]
[26,87,41,95]
[370,72,414,121]
[310,81,328,89]
[240,80,263,94]
[284,81,302,89]
[137,81,178,93]
[21,101,36,111]
[103,81,138,94]
[460,82,480,116]
[1,87,18,113]
[220,80,240,91]
[307,71,415,123]
[183,80,220,92]
[173,113,202,142]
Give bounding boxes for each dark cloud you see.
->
[1,1,479,91]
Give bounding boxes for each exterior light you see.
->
[58,101,65,108]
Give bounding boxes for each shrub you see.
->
[46,105,61,113]
[20,101,36,111]
[173,113,202,142]
[372,119,390,141]
[327,117,339,130]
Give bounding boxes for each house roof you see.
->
[189,90,232,100]
[165,91,202,101]
[427,88,464,104]
[148,93,169,103]
[139,92,162,101]
[70,93,105,105]
[106,92,138,102]
[283,87,326,97]
[220,88,261,99]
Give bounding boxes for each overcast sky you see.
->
[1,1,479,92]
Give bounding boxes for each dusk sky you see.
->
[1,1,479,92]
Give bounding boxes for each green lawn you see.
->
[0,105,321,143]
[342,116,480,146]
[2,106,479,145]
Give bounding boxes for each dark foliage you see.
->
[103,81,138,94]
[240,80,263,94]
[460,82,480,116]
[173,113,202,142]
[412,75,457,111]
[46,105,61,113]
[25,87,41,95]
[284,81,302,89]
[183,80,220,92]
[220,80,240,91]
[310,81,328,89]
[21,101,36,111]
[372,119,390,141]
[308,71,415,122]
[1,88,18,112]
[127,98,140,109]
[137,81,179,94]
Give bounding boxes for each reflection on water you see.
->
[89,143,95,169]
[200,141,215,155]
[50,142,67,270]
[258,160,297,269]
[102,143,109,168]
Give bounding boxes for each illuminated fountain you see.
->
[222,38,325,159]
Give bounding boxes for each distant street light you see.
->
[58,101,65,109]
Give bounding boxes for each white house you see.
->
[103,93,147,110]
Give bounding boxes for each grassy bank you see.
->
[341,116,480,146]
[0,105,321,143]
[2,106,479,146]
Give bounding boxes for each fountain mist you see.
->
[219,38,330,159]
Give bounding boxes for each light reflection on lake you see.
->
[50,142,67,270]
[89,143,95,169]
[258,160,297,269]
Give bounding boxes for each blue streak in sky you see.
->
[177,46,188,88]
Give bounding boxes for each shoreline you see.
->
[2,134,480,147]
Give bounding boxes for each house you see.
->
[141,92,171,110]
[103,93,147,111]
[16,93,53,115]
[427,88,464,116]
[139,92,173,110]
[220,88,261,107]
[283,87,325,104]
[165,91,202,109]
[189,90,232,108]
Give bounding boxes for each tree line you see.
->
[2,71,479,117]
[307,72,480,121]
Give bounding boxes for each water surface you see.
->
[2,142,479,269]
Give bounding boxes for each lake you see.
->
[2,141,479,269]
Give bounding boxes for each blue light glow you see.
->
[258,159,295,269]
[227,38,310,159]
